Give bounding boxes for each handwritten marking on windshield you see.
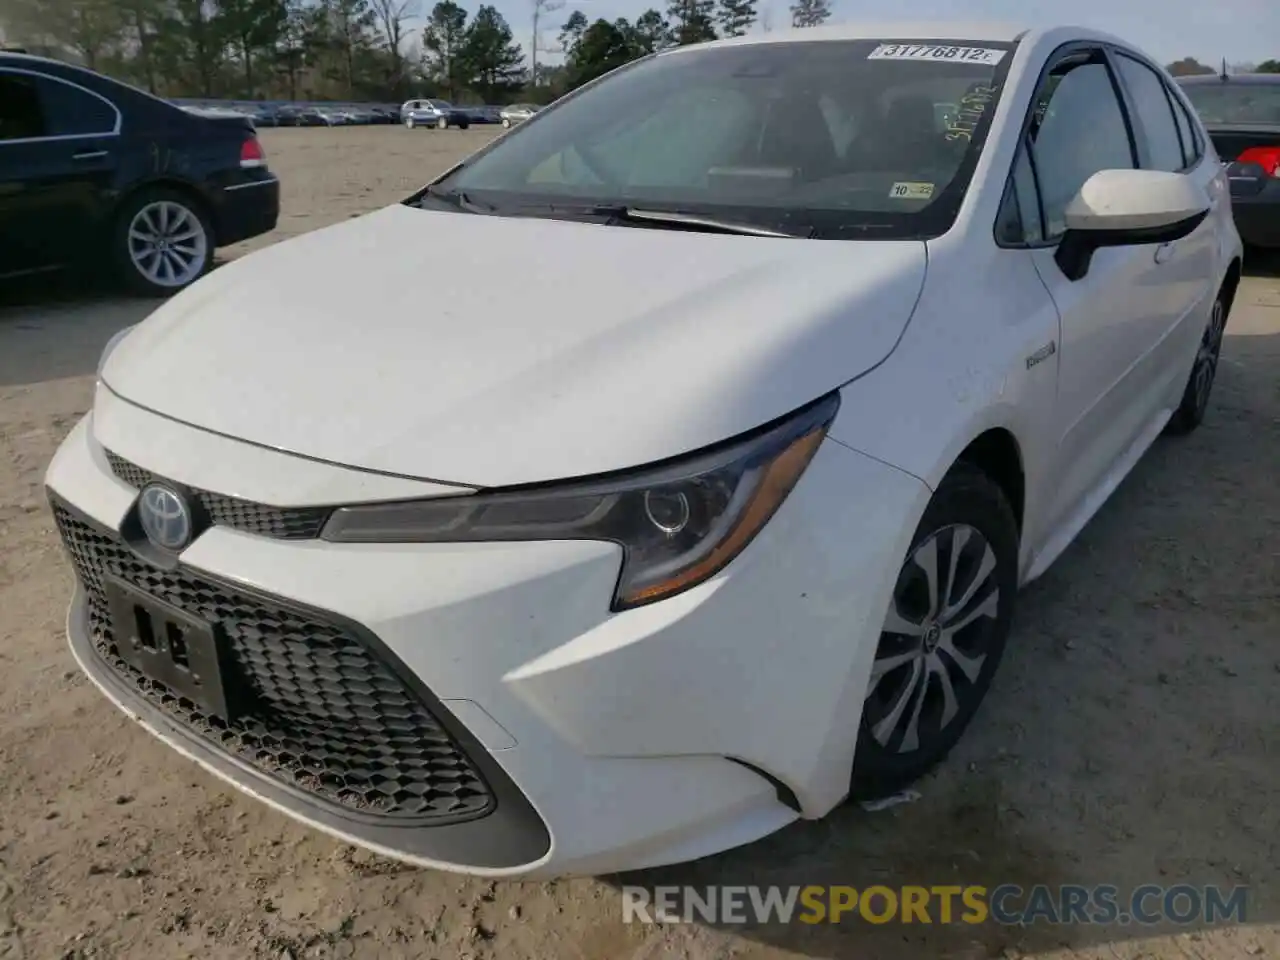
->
[945,84,1000,142]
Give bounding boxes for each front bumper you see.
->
[46,390,929,877]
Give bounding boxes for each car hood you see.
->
[102,204,926,488]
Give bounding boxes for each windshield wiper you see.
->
[594,206,809,239]
[418,185,493,214]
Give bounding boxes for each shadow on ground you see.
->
[0,275,161,389]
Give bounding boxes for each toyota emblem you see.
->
[138,483,193,551]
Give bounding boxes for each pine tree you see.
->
[715,0,756,37]
[665,0,716,45]
[789,0,830,28]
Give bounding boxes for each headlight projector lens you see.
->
[643,489,691,535]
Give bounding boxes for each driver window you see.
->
[1028,56,1135,241]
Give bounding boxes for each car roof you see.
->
[1177,73,1280,86]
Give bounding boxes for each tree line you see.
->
[1166,57,1280,76]
[1,0,834,104]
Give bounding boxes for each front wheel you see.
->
[501,117,511,128]
[436,116,448,130]
[1165,292,1227,435]
[404,116,415,129]
[850,462,1019,801]
[111,188,213,297]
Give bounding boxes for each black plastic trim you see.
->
[53,493,551,870]
[1054,209,1209,281]
[728,758,802,813]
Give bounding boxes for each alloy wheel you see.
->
[863,523,1002,754]
[126,200,208,289]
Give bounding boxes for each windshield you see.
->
[429,99,453,109]
[1181,82,1280,125]
[432,39,1016,240]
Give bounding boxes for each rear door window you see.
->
[1114,54,1185,172]
[0,72,48,140]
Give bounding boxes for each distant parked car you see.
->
[296,108,333,127]
[463,105,501,124]
[1178,72,1280,248]
[499,103,539,127]
[400,98,470,130]
[0,52,279,295]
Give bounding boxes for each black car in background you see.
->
[1178,73,1280,248]
[0,53,280,295]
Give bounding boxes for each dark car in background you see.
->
[400,98,470,130]
[1178,73,1280,248]
[0,53,279,295]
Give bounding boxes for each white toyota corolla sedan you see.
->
[47,21,1241,877]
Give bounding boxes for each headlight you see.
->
[97,324,138,378]
[323,392,840,610]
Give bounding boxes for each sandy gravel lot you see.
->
[1,126,1278,960]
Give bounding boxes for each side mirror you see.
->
[1055,169,1211,281]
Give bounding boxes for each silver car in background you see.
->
[499,103,540,127]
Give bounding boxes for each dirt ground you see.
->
[1,126,1277,960]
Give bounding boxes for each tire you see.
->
[111,187,214,298]
[1165,290,1227,435]
[404,117,415,129]
[436,116,448,130]
[502,117,511,128]
[850,462,1019,801]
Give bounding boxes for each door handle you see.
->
[1154,242,1177,264]
[71,150,108,160]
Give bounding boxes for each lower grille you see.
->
[52,502,495,824]
[104,450,331,540]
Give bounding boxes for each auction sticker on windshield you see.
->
[867,44,1007,65]
[889,182,935,200]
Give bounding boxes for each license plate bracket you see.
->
[104,576,239,722]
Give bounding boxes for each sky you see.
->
[459,0,1279,69]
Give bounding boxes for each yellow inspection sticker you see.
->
[889,182,935,200]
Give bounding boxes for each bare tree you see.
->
[529,0,563,90]
[370,0,419,92]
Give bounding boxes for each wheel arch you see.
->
[1221,257,1243,318]
[950,427,1026,536]
[112,177,219,243]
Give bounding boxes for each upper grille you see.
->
[104,451,331,540]
[52,502,495,824]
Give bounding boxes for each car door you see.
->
[1109,49,1220,400]
[1016,47,1165,540]
[0,67,121,279]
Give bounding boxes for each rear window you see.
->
[435,38,1018,240]
[1180,82,1280,125]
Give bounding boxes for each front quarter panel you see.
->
[503,438,932,816]
[827,233,1062,578]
